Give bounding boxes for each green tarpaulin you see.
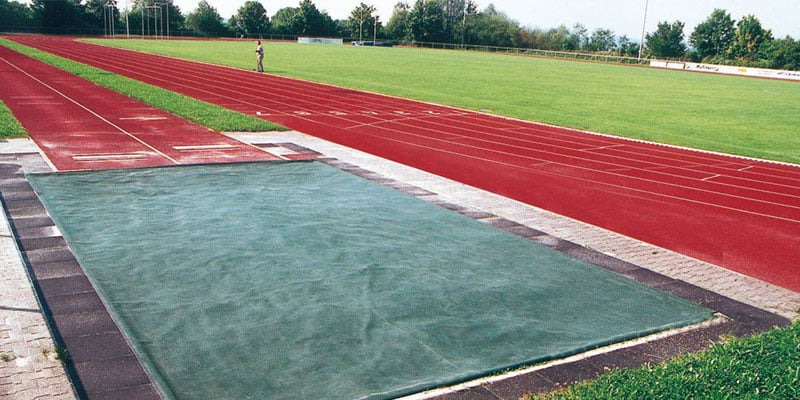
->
[29,161,711,399]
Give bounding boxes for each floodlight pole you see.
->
[165,0,170,39]
[104,1,116,38]
[144,3,163,39]
[462,6,467,47]
[125,0,130,38]
[358,9,364,42]
[103,4,107,37]
[153,3,164,39]
[638,0,649,61]
[373,16,378,44]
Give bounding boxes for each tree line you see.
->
[1,0,797,71]
[646,9,799,70]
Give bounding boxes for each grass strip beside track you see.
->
[530,320,800,399]
[0,39,285,133]
[0,100,27,138]
[88,39,800,165]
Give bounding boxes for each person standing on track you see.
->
[255,40,265,73]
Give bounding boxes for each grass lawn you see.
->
[88,39,800,165]
[0,101,27,138]
[530,320,800,400]
[0,39,284,134]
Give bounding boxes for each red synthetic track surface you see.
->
[4,36,800,292]
[0,44,282,171]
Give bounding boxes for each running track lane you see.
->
[0,45,282,171]
[7,36,800,291]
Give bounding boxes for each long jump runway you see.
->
[6,36,800,292]
[0,45,282,171]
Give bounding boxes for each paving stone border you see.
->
[0,161,161,400]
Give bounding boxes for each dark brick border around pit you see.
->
[0,162,163,400]
[0,154,791,400]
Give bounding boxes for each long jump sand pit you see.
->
[27,161,712,399]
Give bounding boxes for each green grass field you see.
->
[530,320,800,400]
[0,101,27,138]
[88,39,800,165]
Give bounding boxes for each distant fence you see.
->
[400,40,649,65]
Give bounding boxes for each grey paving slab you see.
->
[0,163,76,399]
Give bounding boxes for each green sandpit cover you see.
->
[29,162,711,399]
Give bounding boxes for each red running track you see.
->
[0,44,282,171]
[6,36,800,292]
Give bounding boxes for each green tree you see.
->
[386,2,411,41]
[297,0,324,35]
[408,0,446,43]
[269,1,335,37]
[530,25,571,51]
[270,6,298,35]
[465,4,520,48]
[185,0,228,36]
[689,9,735,60]
[347,3,377,41]
[729,15,772,61]
[617,35,639,56]
[160,2,184,35]
[453,0,477,45]
[0,0,34,31]
[438,0,476,44]
[30,0,85,34]
[565,23,588,51]
[588,28,616,52]
[294,0,336,36]
[231,1,270,37]
[84,0,119,33]
[646,20,687,59]
[550,26,572,50]
[765,36,800,70]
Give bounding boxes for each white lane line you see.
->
[370,132,800,224]
[581,144,626,151]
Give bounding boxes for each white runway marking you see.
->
[120,116,169,121]
[73,153,150,161]
[173,144,237,151]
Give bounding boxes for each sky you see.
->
[166,0,798,39]
[25,0,798,39]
